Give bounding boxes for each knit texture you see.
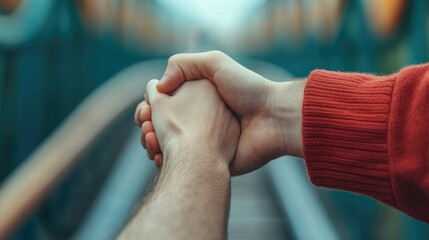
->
[302,64,429,222]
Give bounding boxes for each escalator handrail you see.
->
[0,60,165,238]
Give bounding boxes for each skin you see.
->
[119,79,240,239]
[124,51,306,239]
[129,51,429,234]
[136,50,305,175]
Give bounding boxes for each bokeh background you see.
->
[0,0,428,239]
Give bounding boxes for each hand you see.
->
[127,80,237,240]
[137,79,240,170]
[136,51,303,175]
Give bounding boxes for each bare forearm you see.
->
[118,148,231,240]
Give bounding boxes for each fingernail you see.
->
[138,116,143,127]
[139,107,145,121]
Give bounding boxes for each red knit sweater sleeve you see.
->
[302,64,429,222]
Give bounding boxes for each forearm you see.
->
[118,146,231,240]
[276,72,395,202]
[302,65,429,222]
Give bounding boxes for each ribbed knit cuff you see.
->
[303,70,397,206]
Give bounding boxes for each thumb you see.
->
[156,51,224,94]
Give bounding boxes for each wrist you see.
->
[269,78,305,157]
[161,140,231,179]
[157,149,230,198]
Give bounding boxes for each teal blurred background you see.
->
[0,0,428,239]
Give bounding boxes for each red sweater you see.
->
[302,64,429,223]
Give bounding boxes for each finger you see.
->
[140,101,151,123]
[146,132,161,156]
[141,121,154,149]
[156,51,226,94]
[134,101,145,127]
[154,153,163,169]
[142,121,155,138]
[146,79,160,104]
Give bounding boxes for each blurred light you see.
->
[0,0,53,46]
[156,0,266,33]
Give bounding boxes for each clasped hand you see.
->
[135,51,299,175]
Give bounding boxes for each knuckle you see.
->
[208,50,225,61]
[167,54,182,65]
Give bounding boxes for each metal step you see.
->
[229,167,292,240]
